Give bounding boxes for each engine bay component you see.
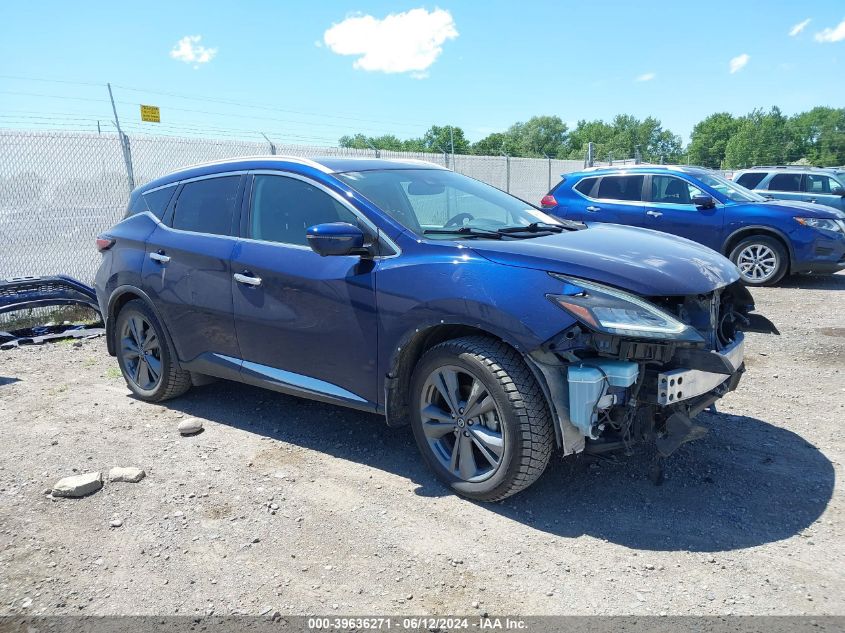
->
[567,360,638,438]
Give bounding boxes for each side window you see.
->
[249,175,360,247]
[651,175,704,205]
[596,175,644,202]
[736,172,767,190]
[142,185,177,219]
[768,173,802,192]
[172,176,240,236]
[574,177,598,196]
[805,174,833,194]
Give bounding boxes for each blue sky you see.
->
[1,1,844,145]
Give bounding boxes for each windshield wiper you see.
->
[423,227,503,239]
[496,222,566,235]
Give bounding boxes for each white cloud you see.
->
[323,8,458,75]
[789,18,811,36]
[815,18,845,43]
[635,72,656,82]
[170,35,217,68]
[729,53,750,74]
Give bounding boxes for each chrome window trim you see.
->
[243,169,401,258]
[142,182,178,196]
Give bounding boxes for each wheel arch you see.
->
[105,285,174,358]
[383,322,538,429]
[721,226,794,271]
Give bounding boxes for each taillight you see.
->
[96,236,115,252]
[540,194,558,209]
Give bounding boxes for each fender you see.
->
[104,284,177,359]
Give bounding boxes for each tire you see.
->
[409,336,554,501]
[729,235,789,286]
[113,299,191,402]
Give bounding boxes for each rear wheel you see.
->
[410,336,554,501]
[729,235,788,286]
[114,299,191,402]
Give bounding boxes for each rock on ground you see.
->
[51,471,102,498]
[108,466,146,483]
[177,418,204,435]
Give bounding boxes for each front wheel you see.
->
[729,235,788,286]
[409,336,554,501]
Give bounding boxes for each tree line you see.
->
[338,106,845,169]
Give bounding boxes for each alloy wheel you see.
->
[419,365,505,482]
[737,243,779,283]
[120,314,162,391]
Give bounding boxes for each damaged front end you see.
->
[528,275,778,459]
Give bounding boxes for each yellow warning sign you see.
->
[140,105,161,123]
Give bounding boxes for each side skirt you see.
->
[181,352,381,414]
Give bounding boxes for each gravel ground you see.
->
[0,273,843,617]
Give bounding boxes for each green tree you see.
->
[687,113,741,168]
[504,115,568,157]
[472,132,509,155]
[787,107,845,166]
[723,107,798,168]
[421,125,470,154]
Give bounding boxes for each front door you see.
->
[141,174,244,363]
[231,172,379,406]
[643,174,725,250]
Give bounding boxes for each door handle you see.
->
[234,272,262,287]
[646,210,663,218]
[586,205,601,212]
[149,251,170,263]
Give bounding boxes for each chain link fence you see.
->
[0,129,612,286]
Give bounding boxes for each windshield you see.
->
[695,172,766,203]
[336,169,564,239]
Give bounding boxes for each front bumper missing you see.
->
[654,334,744,406]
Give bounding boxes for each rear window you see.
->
[735,172,767,190]
[172,176,241,236]
[574,177,597,196]
[596,175,645,201]
[768,173,802,192]
[142,185,176,219]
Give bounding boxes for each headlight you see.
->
[547,274,705,342]
[794,217,845,233]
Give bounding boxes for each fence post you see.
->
[544,153,551,191]
[107,83,135,193]
[505,154,511,192]
[261,133,277,155]
[586,142,594,168]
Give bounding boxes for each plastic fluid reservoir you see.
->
[567,361,638,436]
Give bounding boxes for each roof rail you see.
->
[748,165,823,171]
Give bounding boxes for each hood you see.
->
[757,199,845,219]
[467,223,739,296]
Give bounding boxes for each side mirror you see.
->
[306,222,368,257]
[831,186,845,196]
[692,194,716,209]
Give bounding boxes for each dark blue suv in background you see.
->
[541,165,845,285]
[95,157,775,501]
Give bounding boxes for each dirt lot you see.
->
[0,274,843,618]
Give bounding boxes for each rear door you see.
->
[140,173,244,364]
[643,174,725,249]
[764,172,805,204]
[230,171,380,406]
[568,174,648,227]
[804,173,845,211]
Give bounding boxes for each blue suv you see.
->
[541,165,845,285]
[95,157,775,500]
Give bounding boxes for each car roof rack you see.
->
[579,164,712,173]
